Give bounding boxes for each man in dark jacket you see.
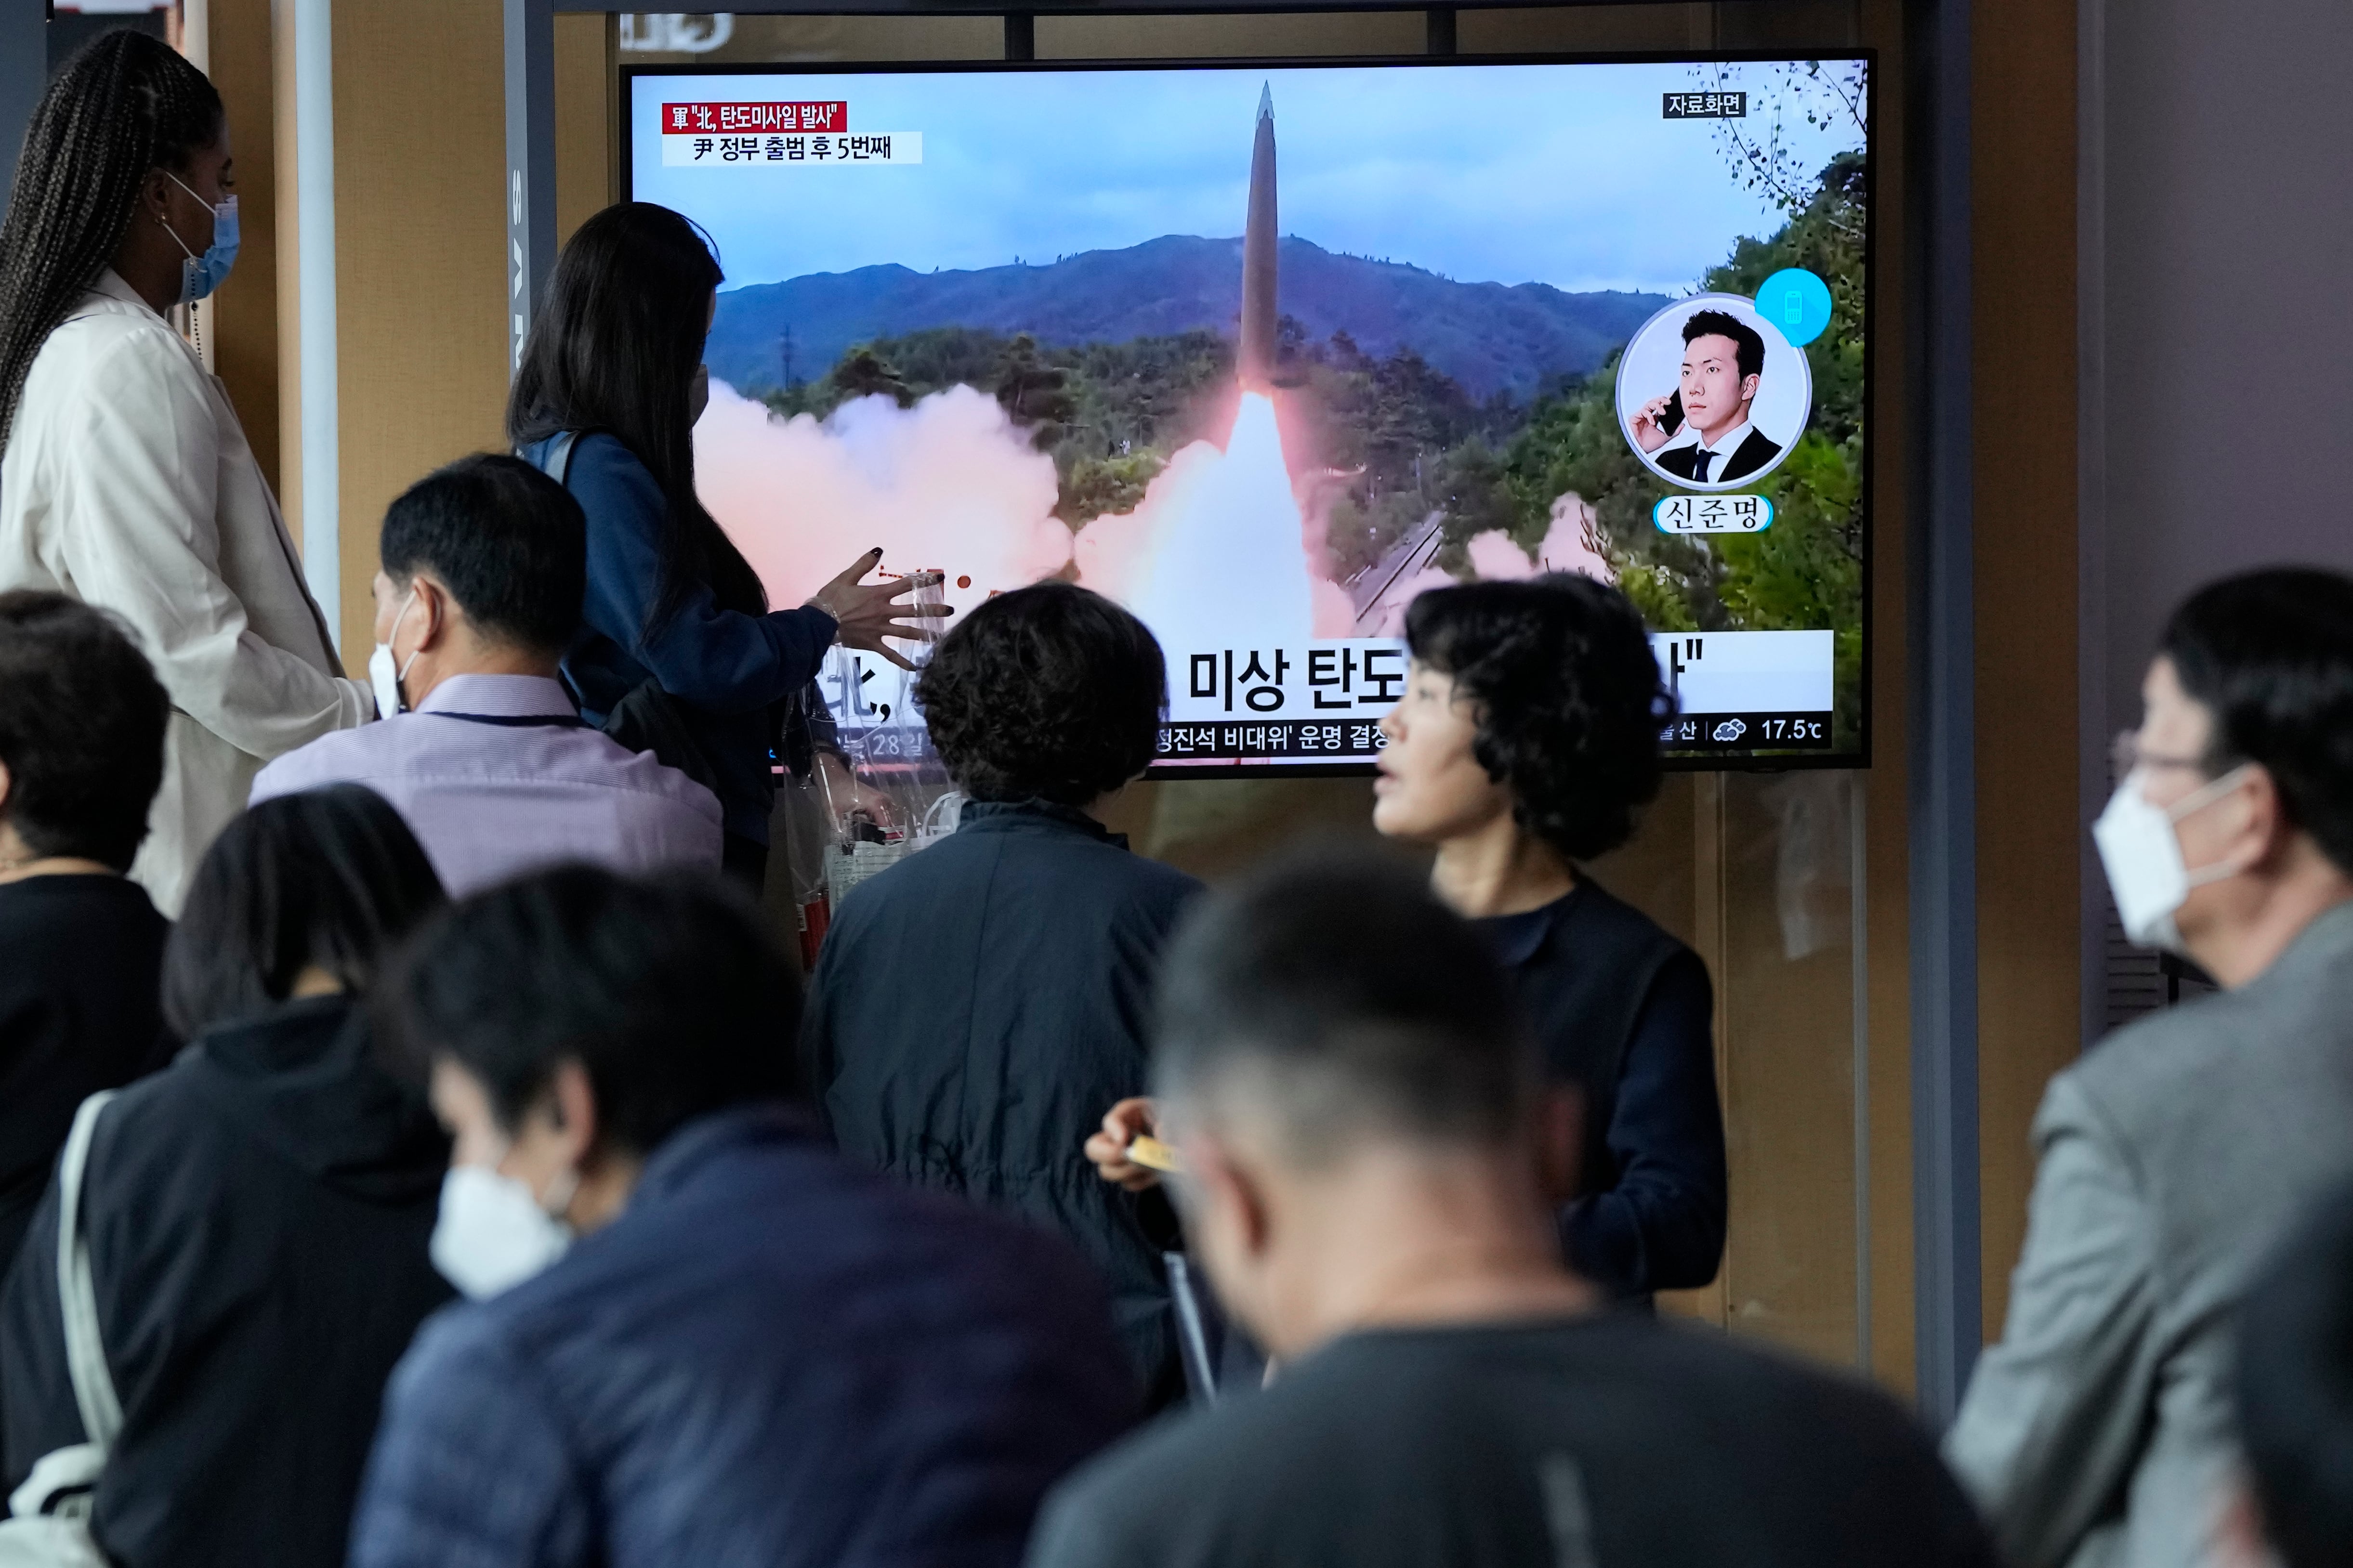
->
[800,582,1201,1404]
[351,867,1135,1568]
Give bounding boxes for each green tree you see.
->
[833,346,913,407]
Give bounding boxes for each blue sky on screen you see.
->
[629,60,1866,297]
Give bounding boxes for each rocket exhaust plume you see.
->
[1238,83,1278,391]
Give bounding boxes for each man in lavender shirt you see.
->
[251,456,720,894]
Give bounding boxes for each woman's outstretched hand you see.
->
[805,549,950,671]
[1085,1098,1166,1192]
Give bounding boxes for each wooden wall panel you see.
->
[1858,0,1916,1395]
[554,12,613,243]
[205,0,280,493]
[329,0,511,659]
[1970,0,2080,1340]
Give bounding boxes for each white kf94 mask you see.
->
[429,1163,576,1300]
[2091,764,2251,954]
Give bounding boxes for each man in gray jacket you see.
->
[1947,568,2353,1568]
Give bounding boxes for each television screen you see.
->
[624,54,1873,778]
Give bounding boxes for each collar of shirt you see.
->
[89,267,161,319]
[631,1103,828,1211]
[956,797,1129,849]
[414,673,581,722]
[1685,418,1754,458]
[1477,884,1587,969]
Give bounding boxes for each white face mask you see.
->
[367,588,421,718]
[2092,764,2253,953]
[429,1163,577,1300]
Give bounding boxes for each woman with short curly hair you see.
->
[1379,574,1725,1300]
[1086,575,1724,1306]
[800,581,1201,1406]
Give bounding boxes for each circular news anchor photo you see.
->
[1616,293,1813,491]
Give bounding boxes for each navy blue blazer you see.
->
[525,431,836,844]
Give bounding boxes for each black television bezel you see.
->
[622,47,1877,776]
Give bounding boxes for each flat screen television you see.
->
[624,53,1874,777]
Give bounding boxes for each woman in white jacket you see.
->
[0,32,368,915]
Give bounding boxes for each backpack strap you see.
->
[56,1092,122,1450]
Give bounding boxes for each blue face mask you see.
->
[161,172,238,305]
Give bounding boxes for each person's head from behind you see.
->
[507,201,761,629]
[2100,568,2353,985]
[917,580,1166,810]
[1151,852,1581,1358]
[390,867,800,1294]
[1380,575,1667,867]
[1677,308,1765,442]
[372,453,587,711]
[0,592,168,877]
[2233,1184,2353,1568]
[0,30,227,444]
[162,785,446,1039]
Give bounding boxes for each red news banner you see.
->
[658,102,922,166]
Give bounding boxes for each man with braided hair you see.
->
[0,31,371,915]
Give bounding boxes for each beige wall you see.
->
[327,0,512,658]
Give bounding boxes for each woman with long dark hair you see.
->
[511,202,939,885]
[0,785,452,1567]
[0,32,371,917]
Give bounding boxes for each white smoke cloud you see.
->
[1466,494,1617,584]
[695,379,1617,660]
[695,380,1074,614]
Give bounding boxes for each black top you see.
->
[0,874,171,1279]
[1026,1314,1999,1568]
[800,799,1202,1400]
[0,994,453,1568]
[1481,883,1726,1299]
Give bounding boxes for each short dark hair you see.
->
[915,580,1166,806]
[390,867,800,1156]
[2238,1181,2353,1568]
[0,590,168,870]
[2160,568,2353,877]
[379,454,587,654]
[1681,307,1765,383]
[163,786,447,1038]
[1153,851,1533,1167]
[1405,575,1668,862]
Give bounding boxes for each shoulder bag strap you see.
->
[55,1091,123,1450]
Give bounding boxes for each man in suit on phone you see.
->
[1630,309,1782,484]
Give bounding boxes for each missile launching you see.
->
[1238,82,1279,390]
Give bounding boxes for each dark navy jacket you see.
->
[348,1104,1135,1568]
[2,996,449,1568]
[1482,881,1727,1299]
[524,431,836,844]
[800,801,1202,1403]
